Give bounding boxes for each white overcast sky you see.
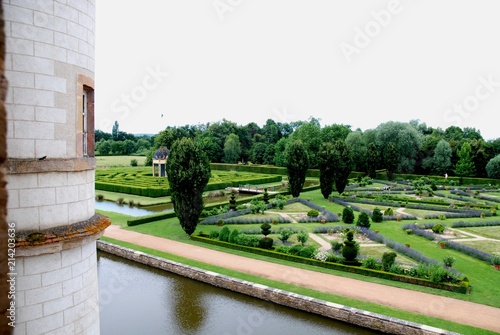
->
[95,0,500,140]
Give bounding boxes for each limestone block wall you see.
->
[7,169,94,231]
[4,0,95,159]
[15,240,100,335]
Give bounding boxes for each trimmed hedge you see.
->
[190,236,469,294]
[126,211,177,226]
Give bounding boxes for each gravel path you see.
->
[103,225,500,333]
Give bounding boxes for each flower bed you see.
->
[191,235,469,294]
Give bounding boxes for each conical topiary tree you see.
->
[342,229,359,262]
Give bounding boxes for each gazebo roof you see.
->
[154,147,169,159]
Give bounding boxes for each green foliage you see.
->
[362,257,381,270]
[130,159,138,167]
[297,230,309,246]
[454,142,476,177]
[330,240,343,252]
[331,140,352,194]
[229,191,237,211]
[341,230,359,261]
[318,142,336,199]
[223,133,241,164]
[383,208,394,215]
[262,188,270,204]
[258,237,274,249]
[443,256,456,268]
[235,234,260,247]
[228,229,239,243]
[260,223,272,236]
[382,252,397,271]
[250,200,267,214]
[278,228,294,244]
[432,223,445,234]
[366,142,379,178]
[486,154,500,179]
[209,230,219,239]
[384,142,399,180]
[307,209,319,217]
[371,207,383,222]
[166,138,211,235]
[356,212,371,228]
[286,140,309,197]
[218,226,231,242]
[342,206,354,224]
[299,245,317,258]
[432,139,452,175]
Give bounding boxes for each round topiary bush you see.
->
[342,206,354,224]
[307,209,319,217]
[432,223,445,234]
[356,212,371,228]
[258,237,274,249]
[371,208,383,222]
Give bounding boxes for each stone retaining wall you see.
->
[97,240,459,335]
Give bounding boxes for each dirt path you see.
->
[103,225,500,333]
[308,233,331,251]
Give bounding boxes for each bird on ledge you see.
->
[38,156,47,160]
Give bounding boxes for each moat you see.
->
[97,252,378,335]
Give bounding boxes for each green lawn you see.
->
[96,155,147,167]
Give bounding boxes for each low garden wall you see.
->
[97,240,460,335]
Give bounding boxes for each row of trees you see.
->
[146,118,500,179]
[95,121,153,155]
[95,118,500,179]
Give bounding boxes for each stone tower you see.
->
[4,1,109,334]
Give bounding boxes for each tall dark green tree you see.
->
[112,121,119,140]
[166,138,211,235]
[318,142,336,199]
[223,133,241,163]
[385,142,399,180]
[285,140,309,197]
[331,140,352,194]
[365,142,379,178]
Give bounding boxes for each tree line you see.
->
[96,118,500,179]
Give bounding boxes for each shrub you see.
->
[288,245,303,256]
[273,245,290,254]
[362,257,381,270]
[382,252,397,271]
[209,230,219,239]
[297,230,309,245]
[432,223,445,234]
[314,251,329,262]
[331,240,343,252]
[356,212,371,228]
[260,223,272,236]
[218,226,231,242]
[235,234,260,247]
[307,209,319,217]
[228,229,239,243]
[116,197,125,205]
[95,194,104,201]
[342,207,354,224]
[278,228,294,244]
[258,237,274,250]
[299,245,317,258]
[384,208,394,215]
[342,230,359,261]
[130,159,138,167]
[443,255,456,268]
[371,207,383,222]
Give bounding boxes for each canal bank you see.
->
[98,240,460,334]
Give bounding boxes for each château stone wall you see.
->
[15,240,100,335]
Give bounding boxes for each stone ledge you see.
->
[97,241,460,335]
[16,214,111,256]
[7,157,96,174]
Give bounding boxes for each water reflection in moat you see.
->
[98,252,380,335]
